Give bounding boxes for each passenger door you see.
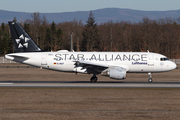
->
[41,54,47,65]
[148,54,154,66]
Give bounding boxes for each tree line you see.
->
[0,12,180,58]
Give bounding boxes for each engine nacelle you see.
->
[102,67,126,80]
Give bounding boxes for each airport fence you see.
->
[0,57,16,63]
[0,57,180,64]
[169,59,180,64]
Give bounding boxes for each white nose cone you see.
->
[169,62,177,71]
[172,62,177,70]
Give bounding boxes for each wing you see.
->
[75,60,108,74]
[74,60,129,74]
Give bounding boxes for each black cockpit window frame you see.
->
[160,58,169,61]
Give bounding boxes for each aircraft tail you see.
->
[8,21,42,52]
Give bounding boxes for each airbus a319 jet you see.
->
[5,21,177,82]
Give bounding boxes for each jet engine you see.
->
[101,67,126,80]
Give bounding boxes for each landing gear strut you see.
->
[148,72,153,82]
[90,74,98,83]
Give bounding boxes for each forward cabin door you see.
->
[41,54,47,65]
[148,54,154,66]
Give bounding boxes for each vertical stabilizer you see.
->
[8,21,42,52]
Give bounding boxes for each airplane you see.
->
[5,21,177,83]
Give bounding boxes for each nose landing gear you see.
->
[148,72,153,82]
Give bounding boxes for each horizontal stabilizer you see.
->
[5,54,29,60]
[8,54,29,59]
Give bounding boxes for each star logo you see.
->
[15,34,30,49]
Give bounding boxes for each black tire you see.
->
[90,77,97,83]
[148,78,153,82]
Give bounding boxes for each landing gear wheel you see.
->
[148,78,153,82]
[90,77,97,83]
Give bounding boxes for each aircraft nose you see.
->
[171,62,177,70]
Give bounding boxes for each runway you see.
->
[0,81,180,88]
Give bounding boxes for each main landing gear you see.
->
[148,72,153,82]
[90,74,98,83]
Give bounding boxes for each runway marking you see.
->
[0,83,13,85]
[1,110,180,113]
[1,82,180,88]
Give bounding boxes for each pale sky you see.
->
[0,0,180,13]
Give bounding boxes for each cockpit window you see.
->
[160,58,169,61]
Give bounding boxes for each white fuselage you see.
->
[5,51,177,73]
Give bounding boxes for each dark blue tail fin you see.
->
[8,21,42,52]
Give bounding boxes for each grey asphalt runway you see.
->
[1,81,180,88]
